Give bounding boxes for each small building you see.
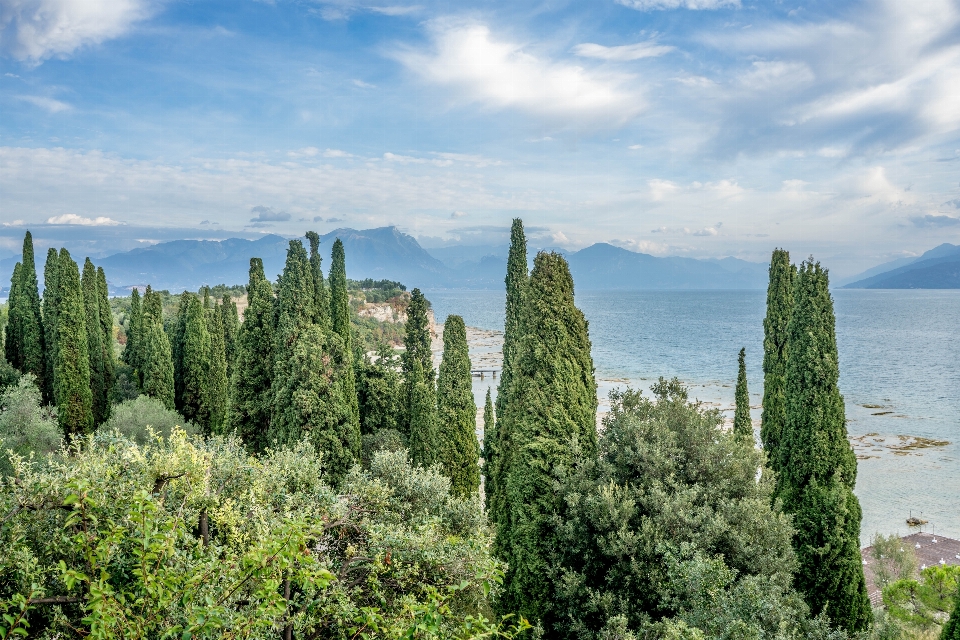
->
[861,532,960,607]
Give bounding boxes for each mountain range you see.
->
[0,227,771,294]
[842,243,960,288]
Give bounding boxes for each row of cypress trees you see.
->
[4,233,114,435]
[760,250,872,633]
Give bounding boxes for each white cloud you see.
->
[450,210,466,218]
[628,144,642,150]
[616,0,739,10]
[737,61,814,90]
[2,219,25,227]
[572,41,673,61]
[0,0,154,62]
[323,148,352,158]
[648,178,679,201]
[46,213,121,226]
[393,21,643,125]
[352,79,376,88]
[16,95,71,112]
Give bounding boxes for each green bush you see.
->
[0,432,528,638]
[98,395,197,444]
[361,427,406,467]
[0,374,61,476]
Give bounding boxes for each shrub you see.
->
[98,395,197,444]
[0,432,527,638]
[361,427,405,467]
[0,374,61,476]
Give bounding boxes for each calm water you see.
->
[427,289,960,544]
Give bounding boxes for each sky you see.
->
[1,0,960,277]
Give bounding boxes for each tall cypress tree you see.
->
[140,288,175,409]
[483,386,494,483]
[493,251,597,627]
[436,315,480,496]
[220,293,239,379]
[123,287,142,379]
[96,267,115,399]
[407,358,438,469]
[17,232,45,386]
[54,250,94,436]
[42,248,60,404]
[4,262,22,371]
[400,289,435,446]
[227,259,275,453]
[761,249,795,473]
[328,238,359,426]
[270,240,315,438]
[305,231,330,329]
[179,294,211,427]
[488,218,528,513]
[733,347,751,440]
[779,259,870,634]
[206,303,228,434]
[172,293,191,410]
[272,324,359,487]
[81,258,108,426]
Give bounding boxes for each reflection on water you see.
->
[427,288,960,544]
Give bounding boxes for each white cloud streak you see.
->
[0,0,154,62]
[616,0,740,10]
[392,21,643,126]
[16,94,71,112]
[46,213,122,226]
[572,41,673,61]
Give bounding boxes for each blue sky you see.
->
[2,0,960,276]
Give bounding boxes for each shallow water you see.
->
[426,288,960,544]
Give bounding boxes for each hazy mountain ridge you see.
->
[843,244,960,289]
[2,227,773,294]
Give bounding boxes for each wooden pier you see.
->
[471,369,498,379]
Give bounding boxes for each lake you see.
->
[426,288,960,545]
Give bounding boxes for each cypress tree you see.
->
[53,250,93,436]
[305,231,330,329]
[488,218,528,513]
[329,239,350,346]
[271,324,359,486]
[483,387,494,485]
[42,248,60,404]
[220,293,239,378]
[17,232,45,386]
[761,249,795,473]
[140,288,175,409]
[733,347,751,440]
[270,241,315,438]
[356,342,403,435]
[123,287,142,380]
[227,258,275,453]
[96,267,115,400]
[493,251,597,627]
[81,258,108,426]
[436,315,480,496]
[179,293,211,427]
[206,303,228,434]
[172,293,191,410]
[4,262,22,371]
[943,592,960,640]
[407,358,438,469]
[779,259,870,633]
[328,238,360,427]
[400,288,433,438]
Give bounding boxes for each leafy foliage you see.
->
[407,359,439,471]
[206,303,228,434]
[0,432,527,639]
[81,258,109,426]
[436,315,480,497]
[139,288,175,410]
[882,565,960,631]
[551,380,834,639]
[41,248,60,405]
[0,375,60,477]
[99,395,197,444]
